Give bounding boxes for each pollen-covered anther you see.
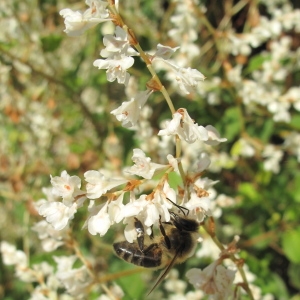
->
[194,186,209,198]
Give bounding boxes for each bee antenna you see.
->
[166,198,189,215]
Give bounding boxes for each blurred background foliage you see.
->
[0,0,300,299]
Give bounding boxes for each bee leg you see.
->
[134,217,145,252]
[149,225,154,240]
[143,242,160,254]
[159,216,171,249]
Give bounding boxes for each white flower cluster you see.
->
[28,0,259,298]
[0,241,96,298]
[3,0,296,298]
[186,262,236,299]
[60,0,110,37]
[35,145,224,243]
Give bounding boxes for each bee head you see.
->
[170,212,199,232]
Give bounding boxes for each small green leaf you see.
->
[288,262,300,289]
[290,115,300,131]
[238,182,261,203]
[245,54,271,73]
[41,35,63,52]
[282,227,300,263]
[222,107,243,141]
[168,171,182,189]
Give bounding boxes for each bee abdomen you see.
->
[113,241,162,268]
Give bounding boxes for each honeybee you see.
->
[113,211,200,294]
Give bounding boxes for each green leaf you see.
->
[282,227,300,263]
[41,35,63,52]
[168,171,182,189]
[288,263,300,289]
[221,106,243,141]
[290,114,300,131]
[238,182,261,203]
[245,54,271,74]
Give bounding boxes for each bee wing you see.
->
[147,245,183,296]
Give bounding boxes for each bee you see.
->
[113,211,200,295]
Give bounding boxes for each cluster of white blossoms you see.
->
[0,241,96,298]
[29,1,253,299]
[36,139,226,244]
[193,1,300,175]
[59,0,110,37]
[1,0,297,299]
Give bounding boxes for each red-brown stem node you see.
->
[110,12,124,27]
[146,77,163,91]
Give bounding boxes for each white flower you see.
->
[32,220,67,252]
[87,201,111,236]
[186,263,235,298]
[137,183,176,228]
[196,238,220,260]
[175,67,206,94]
[167,154,179,173]
[204,125,227,146]
[93,55,134,86]
[60,1,109,36]
[194,152,211,172]
[185,193,211,223]
[195,177,219,190]
[122,194,150,242]
[267,101,291,123]
[123,217,138,243]
[262,145,283,174]
[84,170,127,199]
[54,255,77,272]
[122,182,176,241]
[164,269,187,294]
[158,60,205,94]
[39,202,77,231]
[101,26,138,58]
[54,256,92,296]
[162,180,177,207]
[111,90,152,128]
[108,192,125,223]
[0,241,27,267]
[40,186,61,202]
[232,138,255,157]
[158,108,208,144]
[152,43,180,60]
[122,193,148,218]
[93,27,138,86]
[50,170,85,206]
[285,87,300,111]
[142,200,161,227]
[143,181,176,225]
[125,148,167,179]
